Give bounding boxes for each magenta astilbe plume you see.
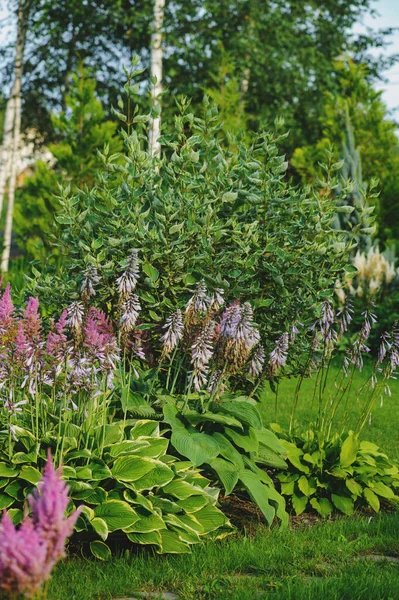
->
[0,511,51,598]
[22,297,42,342]
[46,310,68,358]
[0,452,80,598]
[29,452,81,567]
[0,283,16,343]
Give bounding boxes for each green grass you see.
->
[45,365,399,599]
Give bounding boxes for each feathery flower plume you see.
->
[81,265,100,301]
[268,332,289,377]
[119,293,141,333]
[0,283,16,344]
[117,250,139,299]
[29,452,81,566]
[209,288,225,312]
[161,310,184,357]
[191,321,215,391]
[185,281,209,316]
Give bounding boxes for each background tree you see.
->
[13,68,122,262]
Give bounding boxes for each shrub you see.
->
[28,62,374,375]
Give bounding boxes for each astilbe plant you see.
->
[0,452,80,599]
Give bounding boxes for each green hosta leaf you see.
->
[112,456,155,482]
[7,508,24,526]
[225,426,258,453]
[0,464,19,478]
[292,493,308,515]
[257,429,287,456]
[193,505,229,534]
[162,480,204,500]
[310,497,333,517]
[4,480,23,500]
[212,432,244,471]
[281,442,309,474]
[298,476,317,497]
[90,517,108,541]
[239,470,275,525]
[108,440,150,457]
[184,410,242,429]
[127,531,162,547]
[208,458,239,495]
[123,513,166,533]
[219,401,262,430]
[222,191,238,202]
[93,500,139,532]
[371,482,395,499]
[130,437,168,459]
[0,495,15,510]
[90,541,112,561]
[340,433,359,468]
[364,488,380,512]
[331,494,354,515]
[96,423,124,445]
[176,495,208,513]
[345,478,363,497]
[130,420,159,438]
[255,447,287,469]
[281,480,295,495]
[18,465,41,484]
[142,263,159,283]
[171,430,219,467]
[158,530,190,554]
[132,461,175,489]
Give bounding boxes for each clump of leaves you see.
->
[274,426,399,517]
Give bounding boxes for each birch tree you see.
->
[1,0,28,272]
[148,0,165,157]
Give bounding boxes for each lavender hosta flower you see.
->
[0,512,51,598]
[29,452,81,567]
[336,300,354,339]
[119,293,141,334]
[191,321,215,391]
[209,288,225,312]
[377,332,391,366]
[249,345,265,378]
[217,301,260,373]
[268,332,289,377]
[117,250,140,299]
[161,309,184,357]
[289,321,303,345]
[66,301,84,337]
[185,280,210,318]
[81,265,100,301]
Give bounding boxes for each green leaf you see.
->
[169,222,184,235]
[257,429,287,455]
[239,470,275,525]
[219,401,263,430]
[142,263,159,283]
[345,478,363,497]
[184,410,243,429]
[158,530,190,554]
[18,465,41,484]
[127,530,162,547]
[0,464,19,477]
[255,446,288,469]
[310,497,333,517]
[298,476,317,497]
[292,493,308,515]
[371,482,395,499]
[364,488,380,512]
[212,432,244,471]
[340,433,359,468]
[331,494,354,515]
[93,500,139,532]
[193,505,228,533]
[171,431,219,467]
[176,495,208,513]
[162,480,203,500]
[0,495,15,510]
[90,517,109,541]
[90,541,112,561]
[132,460,175,489]
[225,426,259,453]
[124,513,166,533]
[112,456,155,482]
[208,458,239,495]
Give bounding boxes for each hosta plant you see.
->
[274,427,399,517]
[0,420,231,557]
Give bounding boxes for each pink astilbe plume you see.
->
[0,283,16,343]
[29,452,81,566]
[0,512,51,598]
[46,310,68,358]
[0,452,80,598]
[22,297,42,342]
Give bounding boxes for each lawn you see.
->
[44,364,399,600]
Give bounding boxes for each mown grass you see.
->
[46,365,399,600]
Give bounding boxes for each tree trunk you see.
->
[1,0,27,273]
[148,0,165,157]
[0,83,17,218]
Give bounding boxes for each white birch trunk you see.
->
[0,81,17,218]
[1,0,27,272]
[149,0,165,157]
